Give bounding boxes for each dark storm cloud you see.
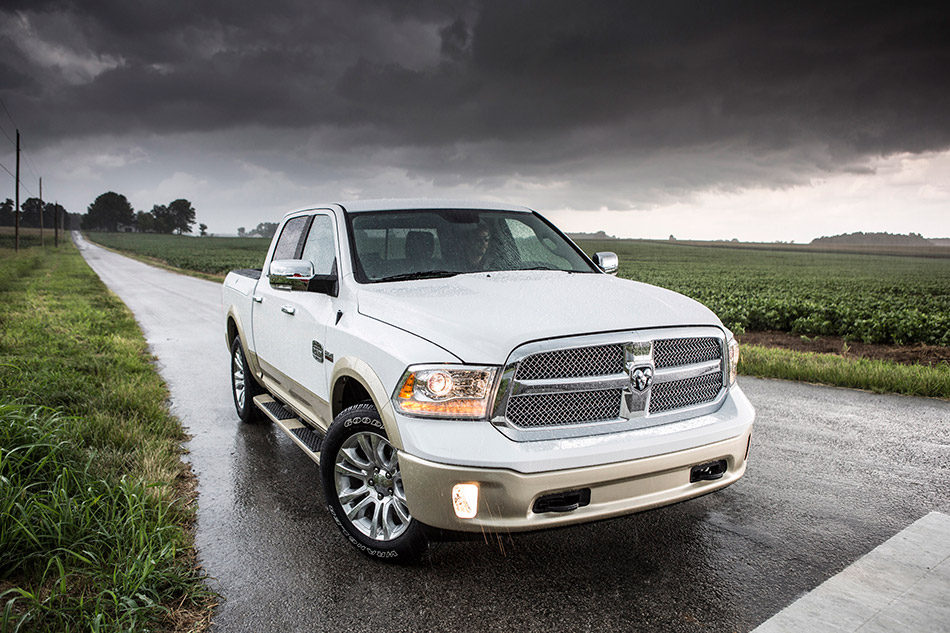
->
[2,0,948,189]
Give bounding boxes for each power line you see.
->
[0,95,41,181]
[0,95,18,131]
[0,159,36,198]
[20,145,39,181]
[0,120,13,148]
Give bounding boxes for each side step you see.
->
[253,394,325,465]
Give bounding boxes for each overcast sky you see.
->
[1,1,948,241]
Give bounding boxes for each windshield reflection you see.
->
[348,209,596,283]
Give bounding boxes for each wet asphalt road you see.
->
[75,233,950,632]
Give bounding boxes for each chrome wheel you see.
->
[334,431,411,541]
[232,344,247,411]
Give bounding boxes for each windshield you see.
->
[347,209,597,283]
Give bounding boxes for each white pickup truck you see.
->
[222,199,754,560]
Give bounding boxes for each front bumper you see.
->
[399,425,752,532]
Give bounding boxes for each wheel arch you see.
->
[226,308,263,382]
[330,357,404,450]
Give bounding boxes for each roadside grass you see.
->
[739,344,950,399]
[0,242,212,632]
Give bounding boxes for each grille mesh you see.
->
[649,372,723,413]
[515,344,624,380]
[506,389,623,428]
[653,337,721,368]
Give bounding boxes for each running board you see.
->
[253,394,325,465]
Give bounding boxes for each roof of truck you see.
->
[333,198,534,213]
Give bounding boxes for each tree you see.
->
[0,199,13,226]
[199,223,208,237]
[168,198,196,235]
[136,210,156,233]
[249,222,278,238]
[237,227,246,237]
[84,192,135,231]
[150,204,176,233]
[44,202,66,230]
[20,197,44,228]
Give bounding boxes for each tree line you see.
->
[237,222,278,238]
[0,198,71,229]
[81,192,203,235]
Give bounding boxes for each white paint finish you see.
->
[753,512,950,633]
[357,271,721,364]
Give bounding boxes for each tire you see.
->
[230,336,263,423]
[320,402,427,561]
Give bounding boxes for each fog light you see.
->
[452,483,478,519]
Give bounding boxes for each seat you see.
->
[405,231,435,269]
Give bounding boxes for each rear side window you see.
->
[272,216,309,260]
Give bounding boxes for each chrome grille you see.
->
[506,389,623,428]
[653,337,721,368]
[650,372,723,413]
[498,330,727,440]
[515,344,624,380]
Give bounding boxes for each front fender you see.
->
[330,358,405,450]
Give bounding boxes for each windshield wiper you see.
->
[376,270,460,282]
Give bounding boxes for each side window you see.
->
[505,218,571,268]
[272,216,309,260]
[300,215,336,275]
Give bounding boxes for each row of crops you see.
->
[580,240,950,347]
[87,232,270,274]
[85,232,950,347]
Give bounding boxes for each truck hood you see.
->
[356,271,723,363]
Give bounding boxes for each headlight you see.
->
[728,336,740,386]
[393,365,499,419]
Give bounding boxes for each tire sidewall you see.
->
[230,337,261,423]
[320,403,427,561]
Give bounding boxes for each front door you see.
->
[253,213,339,427]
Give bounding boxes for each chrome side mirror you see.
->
[593,251,619,275]
[269,259,339,296]
[269,259,314,291]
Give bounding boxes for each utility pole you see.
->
[15,129,19,253]
[39,177,44,246]
[54,199,59,247]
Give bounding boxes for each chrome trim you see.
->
[653,359,721,383]
[490,326,728,442]
[512,374,629,396]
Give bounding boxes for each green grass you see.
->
[739,345,950,399]
[0,242,211,632]
[86,232,269,276]
[578,239,950,346]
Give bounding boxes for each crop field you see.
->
[85,232,950,347]
[87,231,270,275]
[579,239,950,347]
[0,226,56,249]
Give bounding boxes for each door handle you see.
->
[281,305,296,315]
[253,295,263,303]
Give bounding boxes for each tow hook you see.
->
[690,459,728,483]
